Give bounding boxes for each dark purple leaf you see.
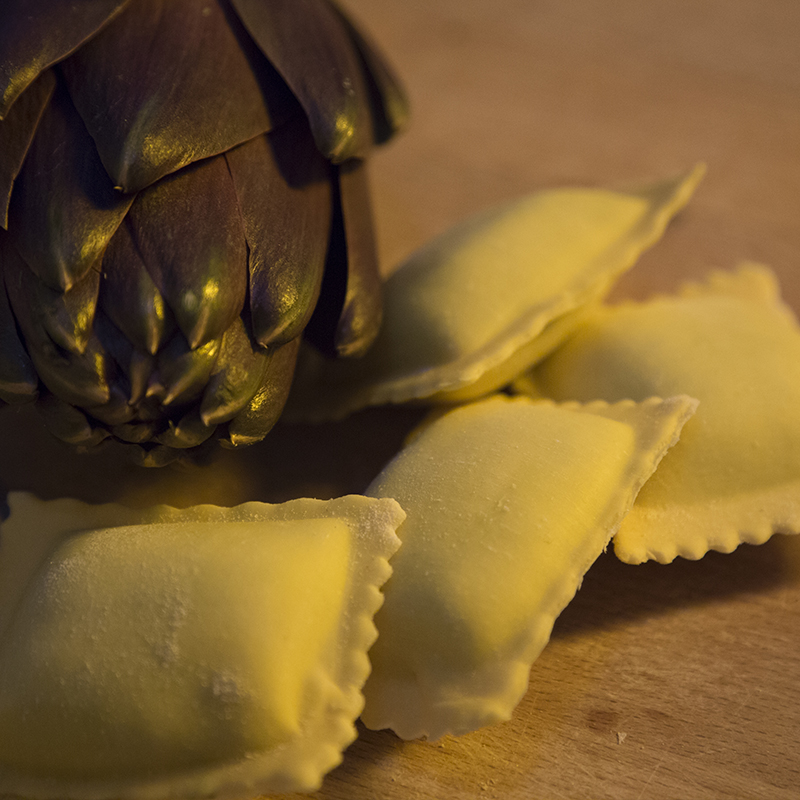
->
[101,217,176,355]
[127,350,156,406]
[147,332,222,408]
[83,382,136,426]
[305,159,382,358]
[111,420,158,444]
[331,2,410,144]
[0,0,130,118]
[0,70,56,228]
[155,410,217,449]
[131,444,183,468]
[199,317,270,426]
[35,392,110,447]
[7,80,133,291]
[221,336,300,447]
[0,235,38,403]
[225,120,332,348]
[126,155,247,349]
[334,158,383,355]
[4,247,99,355]
[61,0,296,193]
[231,0,374,162]
[5,247,112,408]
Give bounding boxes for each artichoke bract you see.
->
[0,0,407,466]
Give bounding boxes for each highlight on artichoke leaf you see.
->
[0,0,408,466]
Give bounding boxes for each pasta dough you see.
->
[361,393,696,740]
[0,493,404,799]
[527,265,800,563]
[288,165,705,421]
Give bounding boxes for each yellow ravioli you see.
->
[0,493,403,799]
[288,165,705,421]
[361,394,695,740]
[527,265,800,564]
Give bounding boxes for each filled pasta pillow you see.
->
[288,165,704,421]
[0,493,403,799]
[361,393,696,740]
[525,265,800,563]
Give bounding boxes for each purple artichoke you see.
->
[0,0,407,466]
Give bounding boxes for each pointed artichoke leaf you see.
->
[335,158,383,355]
[82,381,137,427]
[132,444,183,468]
[126,350,156,406]
[35,392,110,448]
[4,242,111,408]
[226,122,331,348]
[155,410,217,449]
[0,70,56,228]
[126,155,247,350]
[331,4,410,143]
[306,159,382,358]
[111,420,158,445]
[232,0,375,163]
[7,82,133,292]
[61,0,296,193]
[199,317,271,426]
[100,218,176,355]
[0,0,130,119]
[222,337,300,447]
[0,236,38,403]
[148,333,222,409]
[4,247,99,356]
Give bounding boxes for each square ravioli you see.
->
[287,165,705,421]
[0,493,404,799]
[360,393,696,740]
[525,265,800,564]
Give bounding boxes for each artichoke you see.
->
[0,0,407,466]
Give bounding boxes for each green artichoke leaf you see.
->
[35,392,110,448]
[109,420,157,445]
[148,332,222,409]
[4,252,99,356]
[130,443,185,468]
[7,81,133,292]
[335,158,383,356]
[3,237,113,408]
[306,159,382,358]
[0,70,56,229]
[331,2,410,144]
[0,0,130,119]
[225,120,331,349]
[199,317,271,427]
[124,155,247,351]
[100,218,177,356]
[231,0,375,163]
[222,337,300,447]
[154,409,217,450]
[60,0,296,194]
[0,236,38,404]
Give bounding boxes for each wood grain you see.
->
[1,1,798,798]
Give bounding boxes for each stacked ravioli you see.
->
[4,164,800,796]
[289,164,800,741]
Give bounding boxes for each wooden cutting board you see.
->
[1,1,798,798]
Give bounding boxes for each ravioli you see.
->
[0,493,404,799]
[287,165,705,421]
[360,393,696,740]
[526,265,800,564]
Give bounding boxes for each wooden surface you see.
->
[1,0,800,798]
